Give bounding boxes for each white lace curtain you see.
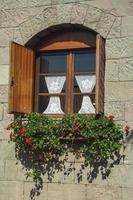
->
[43,76,66,114]
[75,75,96,113]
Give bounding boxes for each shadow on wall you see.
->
[16,141,124,200]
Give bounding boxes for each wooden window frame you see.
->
[34,42,97,117]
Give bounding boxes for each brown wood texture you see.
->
[39,41,91,51]
[34,57,40,112]
[39,93,66,96]
[40,73,66,76]
[66,52,74,114]
[38,31,96,51]
[9,42,35,113]
[95,34,105,114]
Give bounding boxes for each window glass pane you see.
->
[74,95,83,113]
[40,52,67,73]
[39,75,66,93]
[39,96,49,113]
[73,77,81,93]
[74,94,95,113]
[74,50,96,73]
[39,76,48,93]
[73,75,95,93]
[38,96,65,113]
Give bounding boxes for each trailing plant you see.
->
[8,112,129,180]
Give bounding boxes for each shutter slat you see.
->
[9,42,35,114]
[95,34,105,114]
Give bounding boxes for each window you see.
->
[9,28,105,116]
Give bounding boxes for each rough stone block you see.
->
[123,144,133,165]
[24,182,48,200]
[104,101,125,121]
[119,165,133,187]
[122,16,133,37]
[106,37,133,59]
[80,0,133,16]
[0,85,8,103]
[85,5,102,23]
[84,5,102,31]
[57,3,73,24]
[0,65,9,85]
[0,47,9,65]
[86,185,121,200]
[122,187,133,200]
[30,14,44,36]
[17,162,26,181]
[0,181,23,200]
[105,82,133,102]
[0,118,13,140]
[118,58,133,81]
[1,0,27,9]
[1,7,45,28]
[107,17,122,39]
[107,165,123,186]
[20,20,34,44]
[75,155,85,163]
[0,141,15,160]
[105,59,119,81]
[27,0,50,6]
[96,13,115,38]
[14,27,33,45]
[42,161,75,184]
[125,102,133,122]
[5,160,18,180]
[0,28,14,47]
[104,186,122,200]
[71,4,88,24]
[48,183,86,200]
[108,164,133,187]
[0,103,4,121]
[3,103,13,121]
[74,162,108,185]
[0,160,5,180]
[41,6,57,30]
[21,6,57,43]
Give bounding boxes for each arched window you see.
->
[9,26,105,117]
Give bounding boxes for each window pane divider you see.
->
[40,73,66,76]
[39,93,66,96]
[74,72,95,75]
[73,92,95,95]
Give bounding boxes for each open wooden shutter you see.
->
[95,34,105,114]
[9,42,35,114]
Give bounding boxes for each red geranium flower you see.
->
[25,138,31,145]
[19,127,26,135]
[108,115,115,121]
[124,125,130,132]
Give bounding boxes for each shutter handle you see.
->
[11,77,14,86]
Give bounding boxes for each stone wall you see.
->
[0,0,133,199]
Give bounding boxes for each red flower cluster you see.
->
[124,125,130,134]
[19,127,26,135]
[25,138,31,145]
[108,115,115,121]
[73,122,80,132]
